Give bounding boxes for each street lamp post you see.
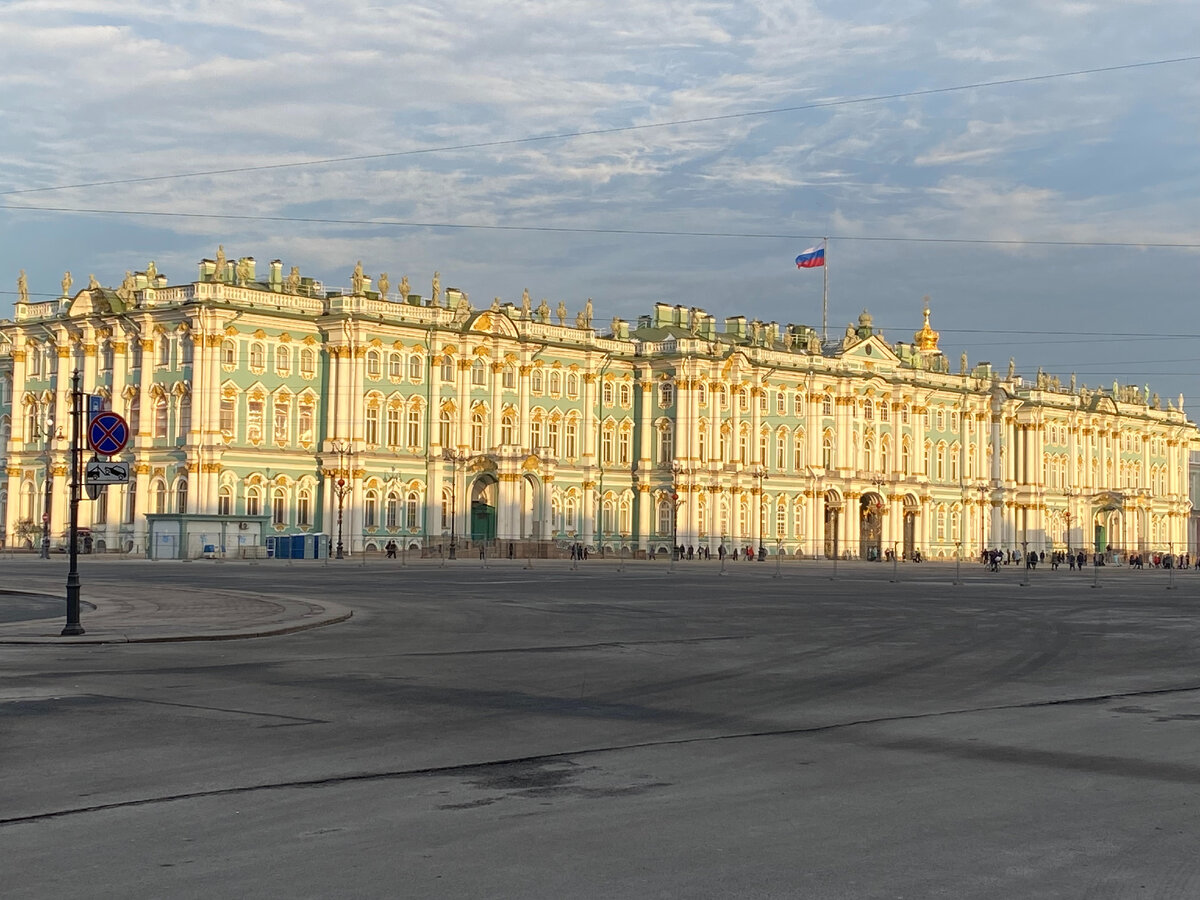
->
[869,474,886,562]
[750,463,768,558]
[330,441,352,559]
[1063,486,1074,557]
[443,448,469,560]
[976,482,989,558]
[40,403,58,560]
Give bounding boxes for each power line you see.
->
[3,204,1199,248]
[2,55,1198,198]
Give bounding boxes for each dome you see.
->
[913,301,940,352]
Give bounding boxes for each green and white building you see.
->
[1,253,1195,559]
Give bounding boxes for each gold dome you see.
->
[913,299,939,352]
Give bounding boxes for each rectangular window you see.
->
[299,403,314,444]
[247,399,264,443]
[407,407,421,447]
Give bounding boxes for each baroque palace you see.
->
[0,252,1195,559]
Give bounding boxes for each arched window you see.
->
[547,418,560,456]
[246,486,261,517]
[406,405,421,447]
[128,395,141,435]
[879,402,889,423]
[660,382,674,407]
[602,423,615,463]
[471,411,486,452]
[408,353,423,382]
[366,349,382,379]
[157,335,171,368]
[364,490,379,528]
[793,429,806,469]
[697,426,707,462]
[902,439,911,474]
[501,364,515,389]
[440,355,455,383]
[776,429,787,469]
[863,439,874,473]
[822,394,833,416]
[565,418,578,458]
[531,369,544,394]
[936,444,946,481]
[566,373,579,399]
[389,352,402,380]
[276,345,291,376]
[176,478,188,514]
[776,499,787,538]
[501,412,516,446]
[658,500,673,536]
[659,422,674,465]
[273,399,289,444]
[297,488,312,526]
[365,403,380,445]
[602,382,614,406]
[387,406,401,447]
[618,426,631,464]
[619,383,631,407]
[249,343,265,371]
[300,347,316,378]
[405,491,420,530]
[153,395,168,438]
[179,396,192,438]
[531,415,544,450]
[864,399,874,421]
[272,487,286,526]
[439,408,453,447]
[125,480,137,523]
[441,487,452,530]
[218,485,232,516]
[151,479,167,515]
[386,492,400,528]
[739,426,749,465]
[548,370,561,395]
[471,359,487,387]
[822,433,833,469]
[563,494,578,532]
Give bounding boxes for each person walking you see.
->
[385,539,397,559]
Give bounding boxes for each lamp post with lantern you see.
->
[330,440,352,559]
[443,447,470,560]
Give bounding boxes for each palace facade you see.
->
[0,253,1195,559]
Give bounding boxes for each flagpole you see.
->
[822,236,829,343]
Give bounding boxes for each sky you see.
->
[1,1,1198,410]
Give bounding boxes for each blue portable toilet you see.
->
[313,533,330,559]
[273,535,292,559]
[290,533,307,559]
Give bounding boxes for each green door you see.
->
[471,501,496,542]
[1094,523,1106,552]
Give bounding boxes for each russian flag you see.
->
[795,246,825,269]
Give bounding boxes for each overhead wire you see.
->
[2,204,1199,249]
[1,55,1198,198]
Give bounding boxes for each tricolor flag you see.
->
[795,246,825,269]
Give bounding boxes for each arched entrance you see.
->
[1094,505,1123,553]
[902,494,919,560]
[470,475,498,542]
[520,474,540,539]
[859,493,885,560]
[823,490,842,559]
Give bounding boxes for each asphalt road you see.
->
[2,558,1199,898]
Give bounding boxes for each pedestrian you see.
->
[385,539,397,559]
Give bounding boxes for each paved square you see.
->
[2,557,1199,898]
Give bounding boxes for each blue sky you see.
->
[2,1,1198,408]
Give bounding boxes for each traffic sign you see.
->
[87,411,130,456]
[85,458,130,485]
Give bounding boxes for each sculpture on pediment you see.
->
[783,331,794,351]
[431,271,441,307]
[521,288,531,317]
[17,270,28,304]
[491,296,501,311]
[399,274,410,302]
[351,260,365,294]
[537,299,550,323]
[584,297,593,328]
[1007,358,1015,380]
[115,271,135,304]
[377,272,389,299]
[556,301,568,325]
[61,271,72,297]
[236,257,251,286]
[575,311,587,329]
[961,352,968,375]
[214,245,226,282]
[285,266,301,294]
[87,273,100,291]
[146,260,157,282]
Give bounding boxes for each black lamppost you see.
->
[39,402,60,560]
[330,440,352,559]
[976,482,989,555]
[669,459,685,568]
[750,463,768,555]
[61,371,84,636]
[443,447,469,559]
[1063,486,1074,556]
